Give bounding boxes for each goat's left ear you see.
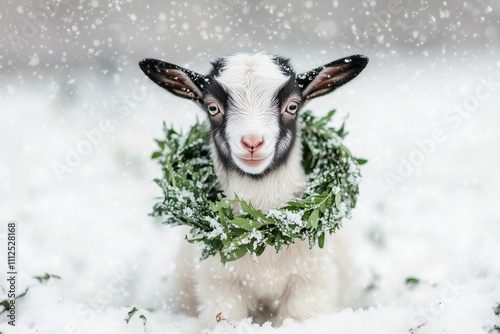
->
[139,58,206,103]
[297,55,368,101]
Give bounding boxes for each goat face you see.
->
[139,52,368,177]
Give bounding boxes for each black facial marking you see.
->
[209,58,226,77]
[208,101,243,178]
[272,56,294,76]
[273,76,301,172]
[212,120,231,168]
[273,79,300,171]
[203,63,234,174]
[275,77,301,110]
[203,76,230,111]
[204,54,301,179]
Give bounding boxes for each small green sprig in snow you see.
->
[151,110,366,264]
[33,273,61,284]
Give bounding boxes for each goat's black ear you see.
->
[139,58,206,102]
[296,55,368,101]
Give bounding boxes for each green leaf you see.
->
[339,144,352,157]
[239,198,268,221]
[356,158,368,165]
[229,232,251,247]
[274,232,282,252]
[307,209,319,229]
[318,232,325,248]
[154,139,166,150]
[255,244,266,256]
[284,201,307,209]
[336,120,347,138]
[220,236,232,248]
[0,300,10,314]
[0,286,30,313]
[221,245,248,264]
[17,287,29,299]
[319,200,327,213]
[405,277,420,288]
[33,273,61,284]
[139,314,147,332]
[211,199,234,212]
[125,307,138,323]
[151,151,162,159]
[325,109,337,121]
[335,192,342,208]
[364,273,380,293]
[230,216,264,231]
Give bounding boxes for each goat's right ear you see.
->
[296,55,368,101]
[139,58,206,102]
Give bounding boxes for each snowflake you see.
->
[29,54,39,66]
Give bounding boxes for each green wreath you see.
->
[151,109,366,264]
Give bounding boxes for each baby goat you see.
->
[139,52,368,329]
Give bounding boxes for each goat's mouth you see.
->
[233,153,273,171]
[239,158,266,167]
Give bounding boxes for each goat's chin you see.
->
[232,153,273,175]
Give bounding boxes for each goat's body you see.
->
[140,51,368,329]
[174,135,350,328]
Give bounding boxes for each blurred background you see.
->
[1,0,499,333]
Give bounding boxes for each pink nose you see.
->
[241,135,264,153]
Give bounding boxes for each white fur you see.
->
[174,139,351,329]
[172,53,351,329]
[216,52,290,175]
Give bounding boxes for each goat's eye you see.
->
[285,101,299,115]
[207,103,220,116]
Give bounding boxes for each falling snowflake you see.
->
[29,54,39,66]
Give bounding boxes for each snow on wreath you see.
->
[151,109,366,264]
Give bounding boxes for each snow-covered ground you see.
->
[1,50,499,334]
